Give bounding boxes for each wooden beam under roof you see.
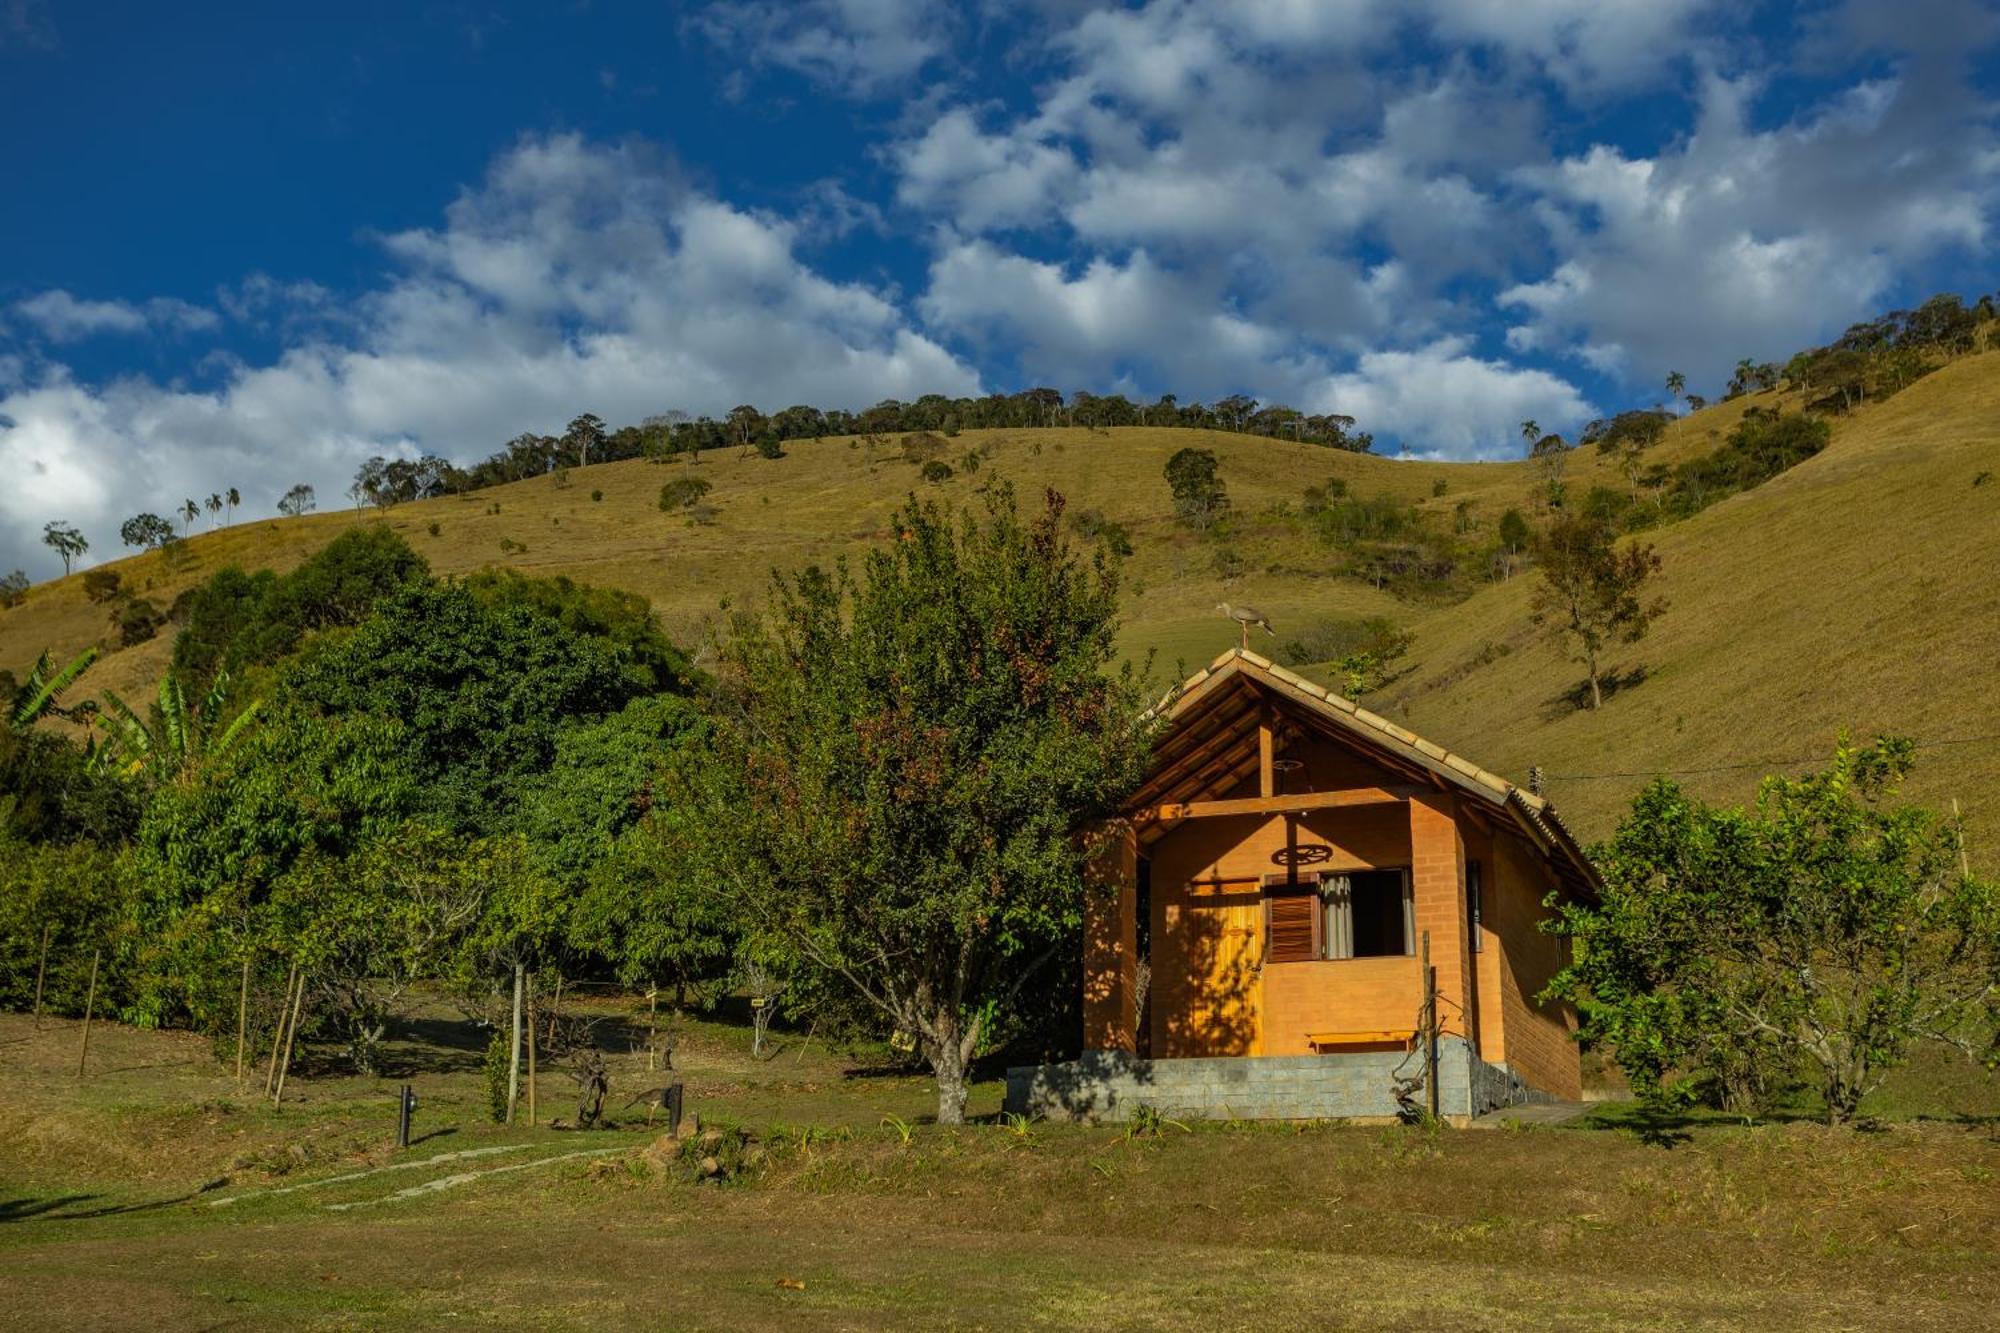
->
[1132,785,1424,827]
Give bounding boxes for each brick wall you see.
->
[1488,832,1582,1100]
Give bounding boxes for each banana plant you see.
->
[8,646,100,731]
[95,670,260,779]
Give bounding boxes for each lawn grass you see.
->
[4,1009,1999,1330]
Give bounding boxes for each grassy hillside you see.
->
[4,358,1997,848]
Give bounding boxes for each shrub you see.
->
[483,1031,511,1123]
[427,521,441,537]
[919,460,954,484]
[0,570,27,609]
[1431,478,1448,498]
[901,431,947,464]
[591,489,604,502]
[659,476,713,511]
[498,537,527,554]
[81,569,123,604]
[1070,508,1133,557]
[113,596,162,646]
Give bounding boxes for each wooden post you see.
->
[647,985,658,1072]
[1952,792,1968,876]
[273,969,306,1106]
[507,962,523,1122]
[75,950,101,1077]
[1422,930,1440,1122]
[234,954,252,1085]
[264,962,298,1096]
[526,972,538,1127]
[31,922,51,1027]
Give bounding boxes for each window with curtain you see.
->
[1322,869,1413,959]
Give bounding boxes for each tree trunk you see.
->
[1586,646,1603,710]
[932,1038,970,1126]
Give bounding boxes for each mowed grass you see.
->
[3,360,1999,848]
[4,1010,2000,1330]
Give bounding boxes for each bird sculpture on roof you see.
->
[1217,601,1274,650]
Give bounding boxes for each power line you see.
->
[1545,733,2000,783]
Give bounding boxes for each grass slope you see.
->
[3,357,1997,847]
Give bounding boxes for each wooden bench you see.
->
[1307,1029,1417,1050]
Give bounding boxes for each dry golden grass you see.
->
[4,359,1997,847]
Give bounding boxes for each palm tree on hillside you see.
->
[1665,371,1686,407]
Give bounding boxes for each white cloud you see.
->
[1499,66,1998,390]
[11,290,219,342]
[1314,338,1597,457]
[691,0,952,97]
[0,133,978,578]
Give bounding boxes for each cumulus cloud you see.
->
[0,133,978,577]
[11,290,219,342]
[1313,338,1597,457]
[1500,64,2000,390]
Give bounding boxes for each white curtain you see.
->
[1321,874,1354,960]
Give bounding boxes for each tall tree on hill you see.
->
[180,498,201,534]
[120,513,176,550]
[225,487,240,525]
[675,486,1154,1124]
[277,484,316,518]
[1664,370,1686,407]
[1164,447,1230,531]
[565,413,606,469]
[1530,513,1665,710]
[41,521,87,575]
[206,493,223,527]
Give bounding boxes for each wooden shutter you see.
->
[1266,892,1319,963]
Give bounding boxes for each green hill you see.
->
[5,354,1998,849]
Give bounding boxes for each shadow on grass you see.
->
[0,1188,211,1223]
[1540,665,1650,720]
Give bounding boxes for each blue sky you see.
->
[3,0,1998,576]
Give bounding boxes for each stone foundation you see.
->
[1005,1040,1551,1122]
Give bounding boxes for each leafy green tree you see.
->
[1549,739,2000,1124]
[677,487,1155,1123]
[464,569,691,697]
[120,513,176,550]
[0,837,130,1014]
[280,579,647,832]
[42,521,87,575]
[1164,447,1229,530]
[1530,514,1665,709]
[0,570,26,608]
[280,820,488,1072]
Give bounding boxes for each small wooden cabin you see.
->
[1014,650,1599,1122]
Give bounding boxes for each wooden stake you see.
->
[272,969,306,1106]
[31,922,50,1027]
[234,953,251,1085]
[647,985,658,1072]
[794,1016,819,1066]
[526,972,538,1128]
[507,962,523,1122]
[1422,931,1440,1123]
[265,962,298,1096]
[1955,798,1972,878]
[75,950,100,1077]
